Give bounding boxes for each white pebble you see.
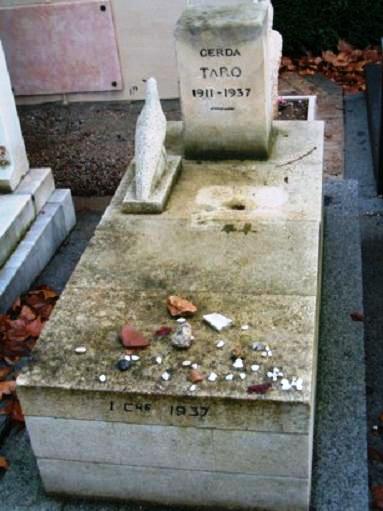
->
[241,324,249,331]
[99,374,107,383]
[216,340,225,349]
[161,371,171,381]
[189,384,197,392]
[203,313,233,332]
[124,355,131,361]
[182,360,192,367]
[252,342,265,351]
[191,363,199,369]
[239,372,247,380]
[131,355,140,361]
[281,378,292,390]
[208,372,218,382]
[251,364,260,372]
[233,358,244,369]
[225,374,234,381]
[177,318,186,323]
[292,377,304,391]
[155,356,163,365]
[261,351,268,358]
[74,346,87,354]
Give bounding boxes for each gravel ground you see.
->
[18,100,181,197]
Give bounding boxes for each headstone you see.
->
[0,41,29,192]
[175,2,272,159]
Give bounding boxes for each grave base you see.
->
[18,120,324,511]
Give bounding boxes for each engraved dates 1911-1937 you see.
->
[109,401,210,419]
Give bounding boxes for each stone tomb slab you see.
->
[17,121,323,510]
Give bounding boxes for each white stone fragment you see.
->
[131,355,140,362]
[177,318,186,323]
[232,358,244,370]
[241,325,249,331]
[216,340,225,349]
[291,377,304,391]
[281,378,292,391]
[182,360,192,367]
[155,356,163,365]
[252,342,265,351]
[98,374,107,383]
[251,364,260,372]
[161,371,171,381]
[207,372,218,382]
[191,363,199,369]
[225,374,234,381]
[203,313,233,332]
[74,346,87,354]
[134,78,167,201]
[123,355,132,361]
[189,384,197,392]
[239,373,246,380]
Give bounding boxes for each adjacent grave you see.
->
[18,3,324,510]
[0,42,76,312]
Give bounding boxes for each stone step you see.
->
[0,189,76,313]
[15,167,55,215]
[311,178,368,511]
[0,194,35,268]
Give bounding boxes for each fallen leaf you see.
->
[19,305,36,322]
[167,295,197,318]
[373,486,383,509]
[0,367,12,381]
[25,317,43,337]
[247,382,272,395]
[120,325,150,349]
[350,311,364,322]
[0,380,16,399]
[0,456,9,470]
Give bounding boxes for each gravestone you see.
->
[176,2,272,159]
[17,3,324,511]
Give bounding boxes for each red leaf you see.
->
[19,305,36,322]
[25,317,43,337]
[120,325,150,349]
[154,326,173,337]
[247,382,272,395]
[0,380,16,399]
[350,311,364,322]
[0,456,9,470]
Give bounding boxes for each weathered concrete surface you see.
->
[17,120,323,510]
[15,167,55,215]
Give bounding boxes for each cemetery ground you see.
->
[0,69,380,510]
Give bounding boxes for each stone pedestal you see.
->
[18,120,324,511]
[175,3,272,159]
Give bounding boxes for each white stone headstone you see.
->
[0,41,29,192]
[175,2,272,159]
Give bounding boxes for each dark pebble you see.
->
[116,359,132,372]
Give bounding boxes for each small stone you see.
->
[177,318,186,324]
[291,377,303,391]
[247,382,272,395]
[120,325,150,349]
[241,324,250,331]
[131,355,140,361]
[155,356,163,365]
[124,355,132,361]
[188,369,205,384]
[252,342,265,351]
[74,346,87,354]
[116,359,132,372]
[216,340,225,349]
[239,372,247,380]
[225,373,234,381]
[189,384,197,392]
[171,322,193,349]
[261,351,268,358]
[167,295,197,317]
[182,360,192,367]
[98,374,107,383]
[191,363,199,369]
[251,364,260,372]
[203,313,233,332]
[281,378,292,390]
[161,371,171,381]
[231,345,244,359]
[232,358,244,369]
[207,372,218,382]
